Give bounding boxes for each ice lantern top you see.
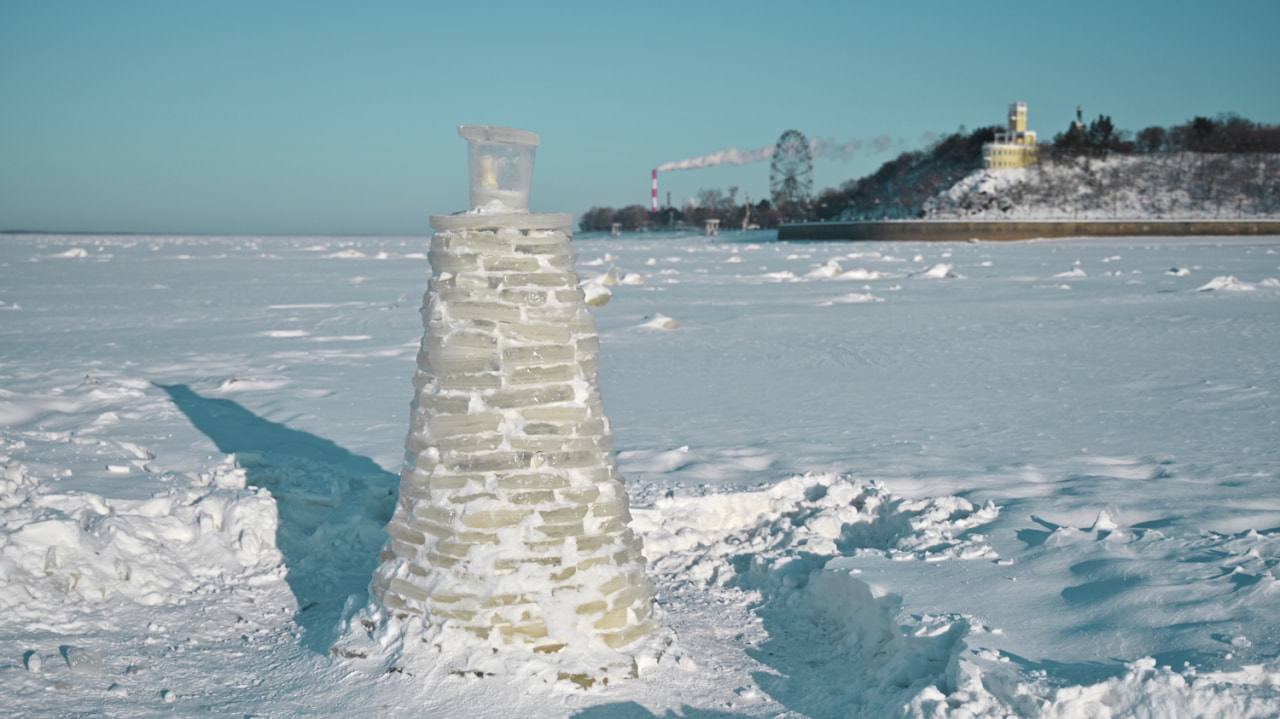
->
[460,125,539,213]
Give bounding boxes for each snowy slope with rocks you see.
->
[2,231,1280,717]
[923,153,1280,219]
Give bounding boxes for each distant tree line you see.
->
[579,185,796,232]
[1052,113,1280,159]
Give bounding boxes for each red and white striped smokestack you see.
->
[651,169,659,213]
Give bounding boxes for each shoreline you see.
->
[777,219,1280,242]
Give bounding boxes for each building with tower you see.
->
[983,101,1040,170]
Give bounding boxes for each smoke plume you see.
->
[655,146,775,172]
[655,133,933,173]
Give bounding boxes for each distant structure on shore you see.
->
[984,101,1039,170]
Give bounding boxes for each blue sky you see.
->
[2,0,1278,234]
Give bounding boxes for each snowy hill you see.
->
[923,153,1280,219]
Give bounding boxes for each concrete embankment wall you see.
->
[777,220,1280,242]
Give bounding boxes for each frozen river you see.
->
[2,230,1278,717]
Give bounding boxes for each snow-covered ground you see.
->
[2,230,1279,717]
[923,154,1280,220]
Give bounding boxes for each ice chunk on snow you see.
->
[638,314,679,330]
[1197,276,1255,292]
[917,263,958,279]
[807,259,884,281]
[807,259,844,278]
[836,268,884,281]
[617,446,692,473]
[323,249,367,259]
[819,293,884,306]
[759,271,800,282]
[213,376,291,393]
[1167,267,1191,276]
[597,268,620,286]
[1054,267,1088,278]
[581,269,617,306]
[1090,510,1120,532]
[48,247,91,259]
[581,280,612,307]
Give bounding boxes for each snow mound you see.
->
[759,270,800,282]
[917,263,958,279]
[632,473,1000,587]
[834,267,885,280]
[637,314,679,330]
[324,249,367,259]
[48,247,91,259]
[819,293,884,306]
[0,454,40,509]
[1054,267,1088,278]
[629,475,1003,715]
[213,376,291,393]
[0,456,281,612]
[0,377,152,428]
[806,259,846,278]
[617,445,692,473]
[807,260,885,281]
[1197,276,1256,292]
[753,567,991,717]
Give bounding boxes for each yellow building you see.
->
[984,101,1039,169]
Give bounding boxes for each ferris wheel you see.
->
[769,129,814,205]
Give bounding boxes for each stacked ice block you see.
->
[370,127,655,678]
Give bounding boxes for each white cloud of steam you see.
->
[655,145,775,172]
[655,133,933,173]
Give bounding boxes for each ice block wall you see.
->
[371,212,655,664]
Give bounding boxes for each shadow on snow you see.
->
[158,383,397,654]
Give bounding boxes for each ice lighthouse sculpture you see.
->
[368,126,656,682]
